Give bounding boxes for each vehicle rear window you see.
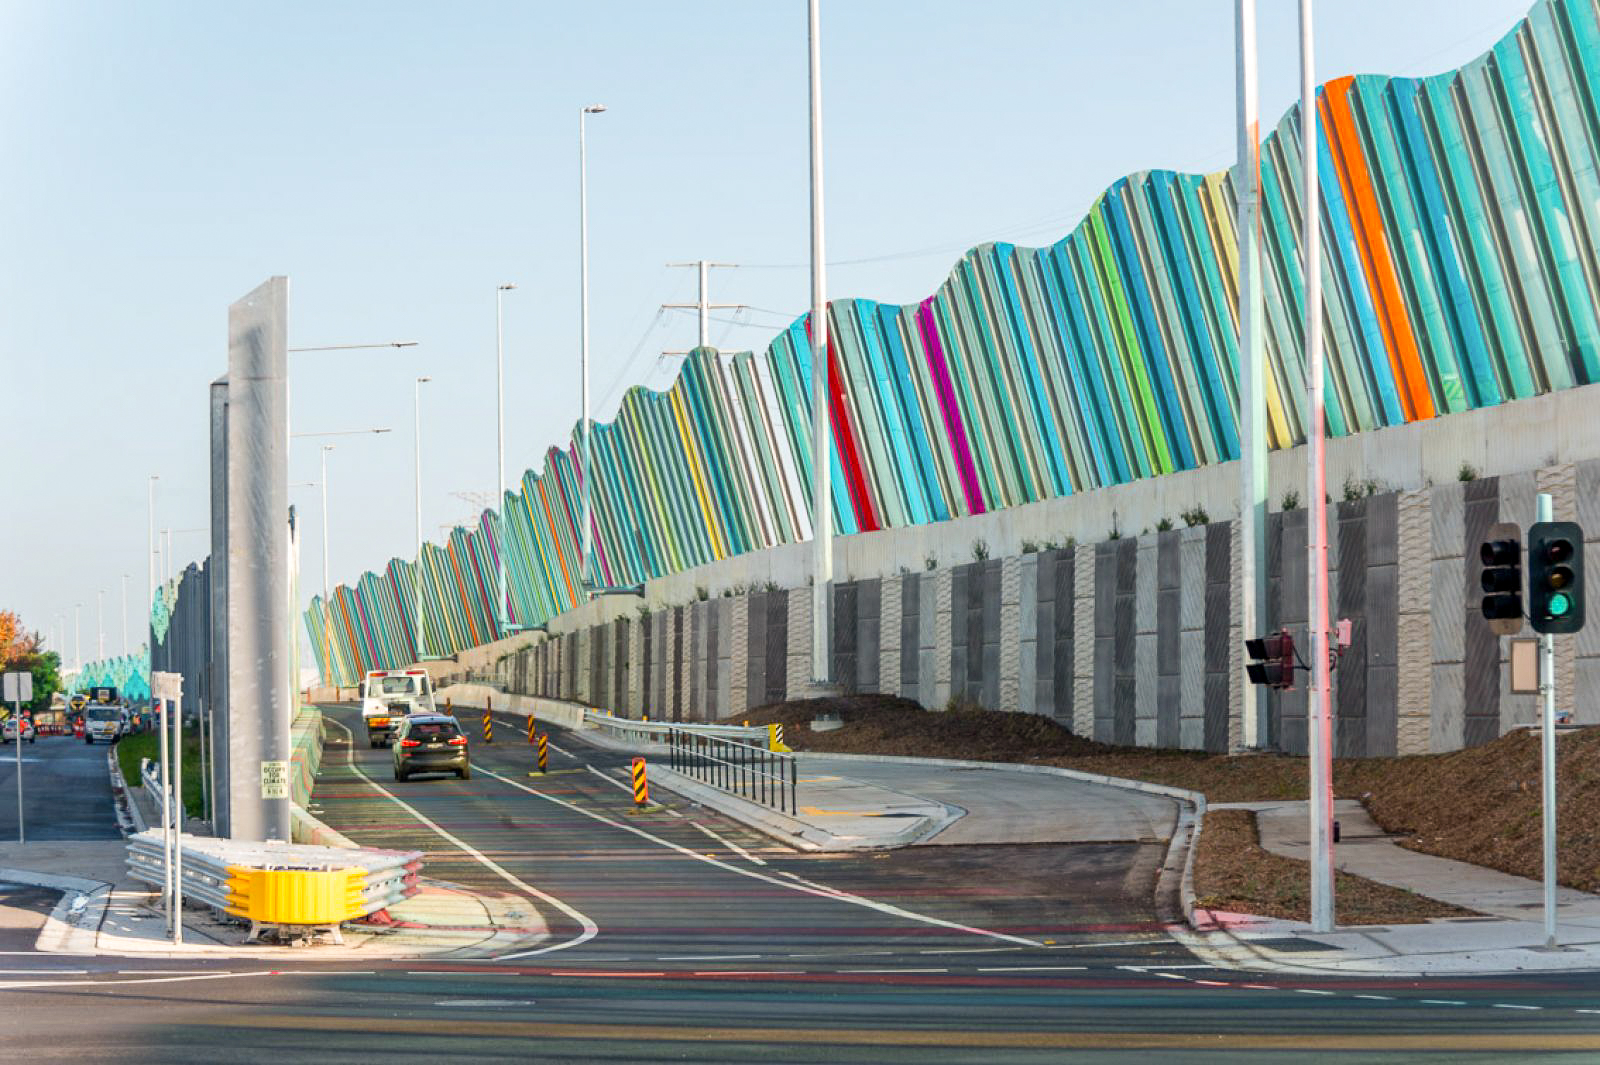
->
[407,722,459,739]
[87,708,119,721]
[379,677,416,695]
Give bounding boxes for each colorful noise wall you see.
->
[307,0,1600,687]
[73,651,150,702]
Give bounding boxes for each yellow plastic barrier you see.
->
[225,866,367,925]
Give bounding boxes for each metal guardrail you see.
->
[665,727,798,815]
[583,709,773,747]
[125,830,421,939]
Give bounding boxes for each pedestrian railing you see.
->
[664,726,797,815]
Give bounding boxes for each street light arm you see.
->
[288,341,419,352]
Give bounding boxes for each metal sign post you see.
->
[151,671,183,945]
[1,672,31,843]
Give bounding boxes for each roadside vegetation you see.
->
[745,696,1600,896]
[116,730,206,819]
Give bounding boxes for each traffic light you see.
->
[1480,522,1524,636]
[1527,521,1585,635]
[1245,630,1296,690]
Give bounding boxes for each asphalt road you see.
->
[0,707,1593,1063]
[0,730,119,842]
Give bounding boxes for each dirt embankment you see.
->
[746,696,1600,895]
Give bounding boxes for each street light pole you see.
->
[579,103,606,595]
[74,603,81,674]
[1299,0,1335,935]
[414,376,432,662]
[121,574,130,657]
[496,282,517,635]
[97,590,105,661]
[147,473,171,932]
[1236,0,1267,751]
[320,445,334,686]
[807,0,832,687]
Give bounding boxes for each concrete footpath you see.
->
[0,840,546,959]
[1178,799,1600,976]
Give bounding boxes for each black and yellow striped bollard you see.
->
[482,701,493,744]
[537,733,549,774]
[630,757,649,807]
[526,717,537,745]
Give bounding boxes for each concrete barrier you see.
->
[434,685,587,732]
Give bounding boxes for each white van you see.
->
[360,669,437,748]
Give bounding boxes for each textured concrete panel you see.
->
[879,575,901,695]
[1427,665,1465,745]
[1180,716,1204,750]
[1366,491,1399,567]
[1018,633,1037,715]
[1431,482,1465,560]
[1180,627,1205,729]
[1134,717,1157,747]
[1180,528,1206,631]
[1431,559,1466,663]
[1135,634,1157,721]
[1367,665,1397,757]
[1367,563,1398,668]
[898,576,919,701]
[1073,543,1097,738]
[858,578,881,694]
[1575,658,1600,725]
[1462,480,1500,746]
[1204,671,1230,753]
[1157,673,1181,747]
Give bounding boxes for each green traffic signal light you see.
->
[1550,591,1572,617]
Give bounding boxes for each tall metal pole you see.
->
[807,0,832,687]
[97,590,105,661]
[149,474,171,932]
[121,574,129,657]
[496,282,517,635]
[414,377,431,661]
[1299,0,1334,934]
[664,262,741,352]
[1538,491,1558,949]
[321,445,334,685]
[579,104,606,595]
[170,684,183,945]
[73,604,81,673]
[1237,0,1266,750]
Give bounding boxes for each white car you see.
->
[2,719,36,744]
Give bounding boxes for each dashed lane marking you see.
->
[975,966,1089,973]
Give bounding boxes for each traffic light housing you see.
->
[1246,630,1296,690]
[1480,522,1524,636]
[1527,521,1584,635]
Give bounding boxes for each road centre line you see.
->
[975,966,1088,973]
[656,954,762,961]
[475,763,1041,954]
[839,968,949,974]
[327,718,599,960]
[689,821,767,865]
[1492,1003,1541,1010]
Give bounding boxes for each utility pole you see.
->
[807,0,833,689]
[1236,0,1267,750]
[579,103,607,596]
[1299,0,1335,934]
[664,261,744,350]
[495,282,517,637]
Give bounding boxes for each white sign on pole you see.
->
[1,673,32,704]
[260,760,289,800]
[151,671,183,700]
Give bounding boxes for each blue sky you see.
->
[0,0,1531,663]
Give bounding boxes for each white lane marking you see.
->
[1191,979,1231,987]
[657,954,762,961]
[1242,984,1276,991]
[689,822,767,866]
[1119,963,1212,971]
[583,764,684,817]
[434,999,537,1007]
[920,947,1023,956]
[691,970,801,976]
[974,966,1088,973]
[1575,1009,1600,1014]
[1294,989,1335,996]
[1046,939,1171,951]
[1354,994,1393,1001]
[327,717,599,959]
[476,763,1042,954]
[1152,973,1189,980]
[1420,999,1466,1006]
[0,970,269,991]
[1491,1003,1541,1010]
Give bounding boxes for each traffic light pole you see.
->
[1537,491,1557,950]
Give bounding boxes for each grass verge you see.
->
[1192,809,1473,925]
[115,731,206,819]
